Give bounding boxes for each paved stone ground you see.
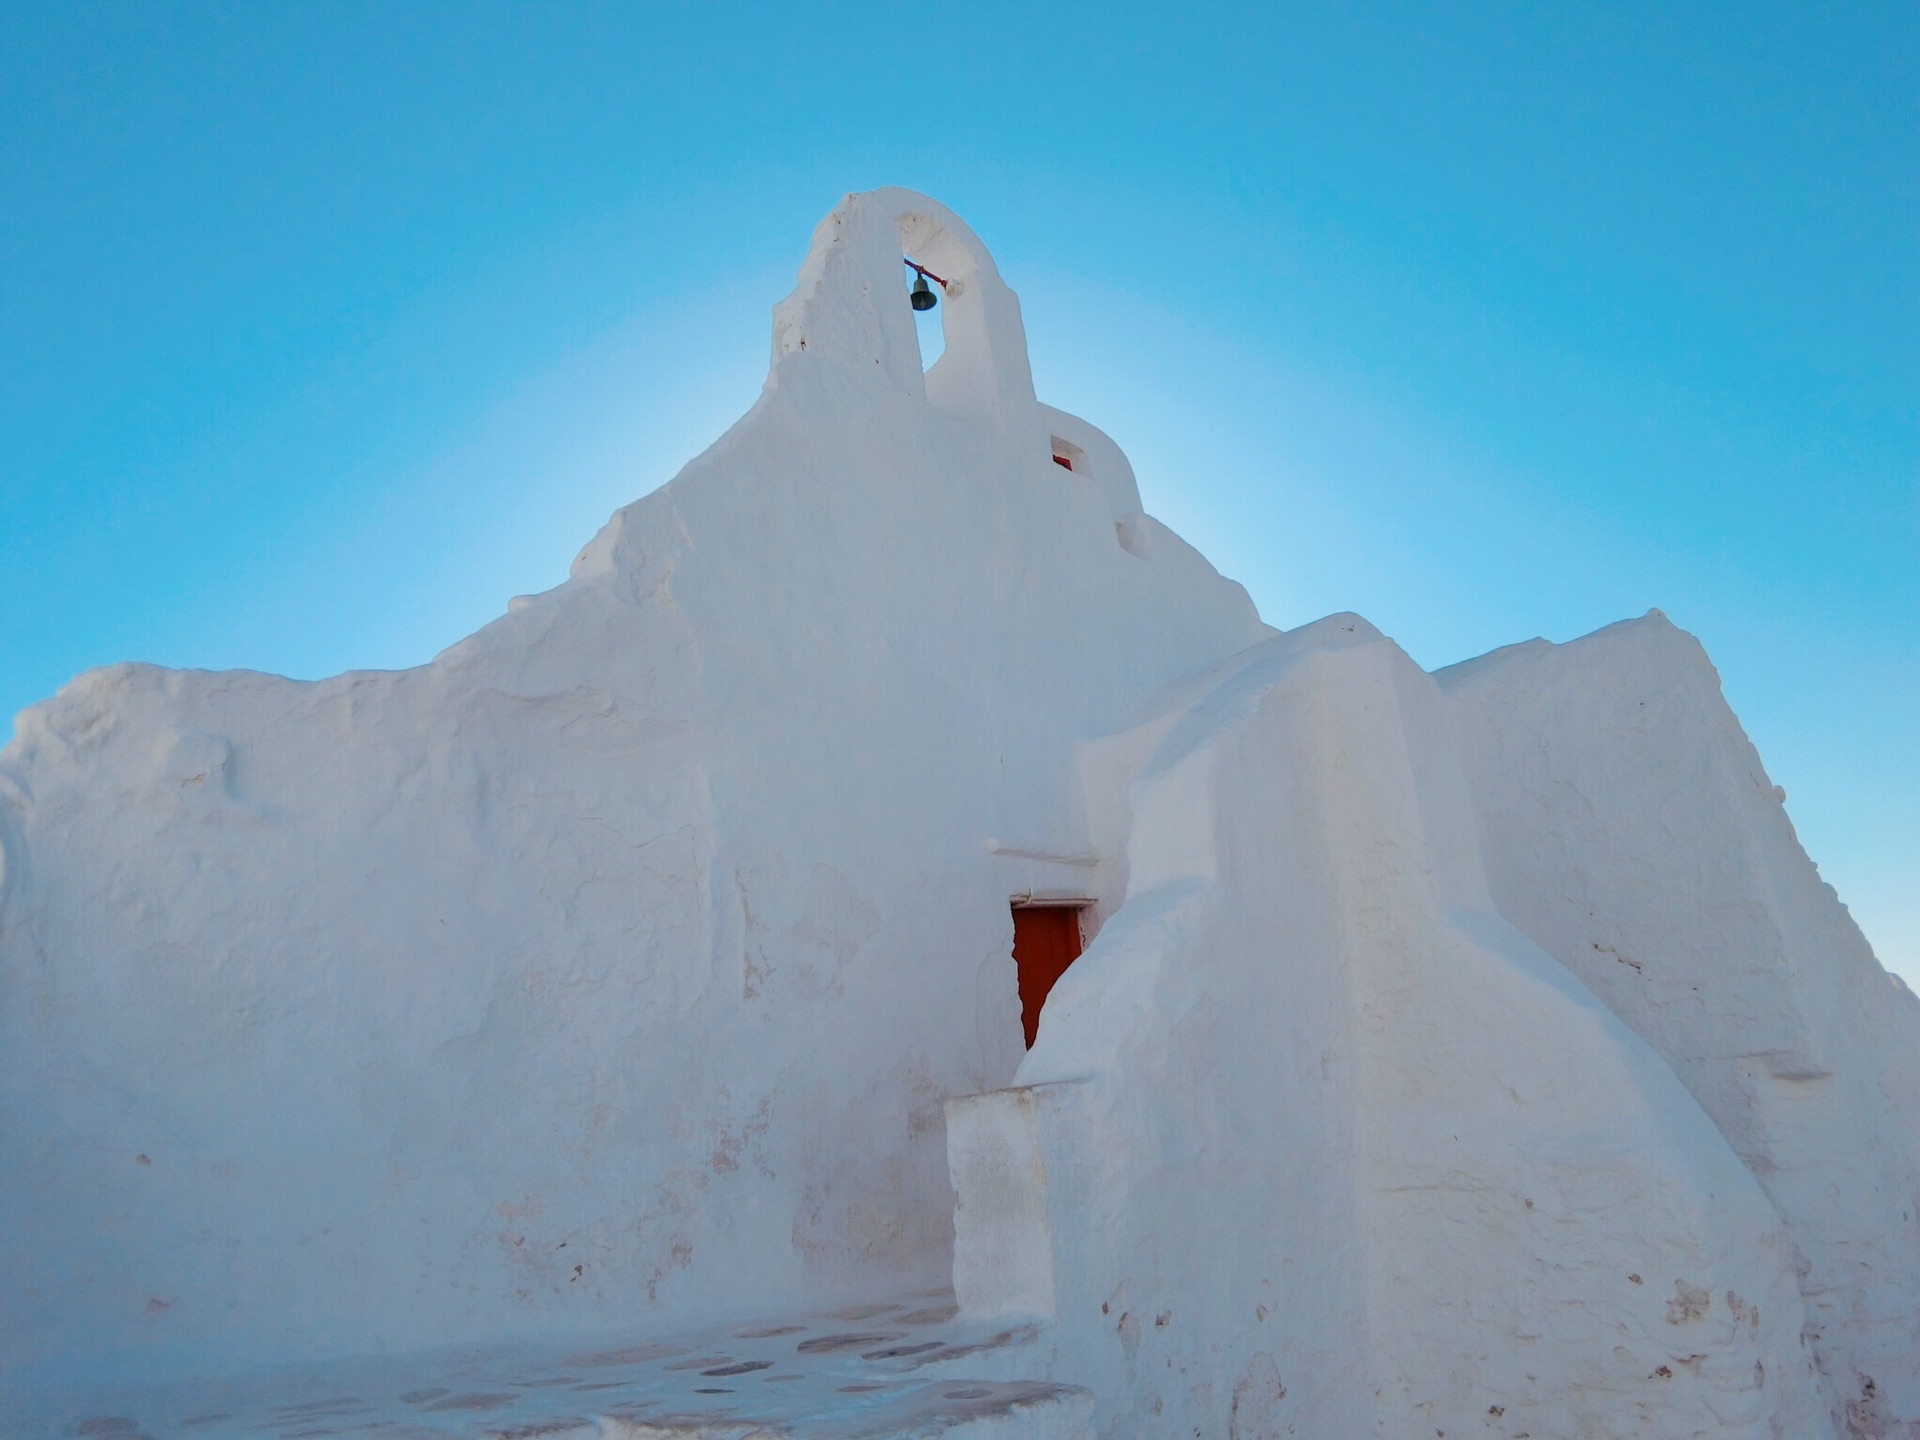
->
[15,1291,1091,1440]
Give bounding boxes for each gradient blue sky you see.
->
[3,3,1914,974]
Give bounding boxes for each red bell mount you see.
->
[903,258,949,290]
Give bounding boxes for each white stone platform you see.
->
[16,1294,1088,1440]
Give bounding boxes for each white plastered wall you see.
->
[1439,613,1920,1438]
[0,188,1270,1391]
[950,615,1835,1440]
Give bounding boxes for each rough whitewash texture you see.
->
[4,190,1913,1439]
[0,189,1268,1388]
[956,617,1834,1438]
[1439,617,1920,1437]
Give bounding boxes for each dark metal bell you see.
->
[909,273,938,311]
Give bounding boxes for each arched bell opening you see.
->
[903,258,946,372]
[891,208,1006,424]
[767,189,1040,439]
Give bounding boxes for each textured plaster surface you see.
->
[955,617,1837,1438]
[1440,617,1920,1436]
[5,190,1914,1438]
[0,189,1267,1388]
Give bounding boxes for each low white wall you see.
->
[946,1086,1059,1323]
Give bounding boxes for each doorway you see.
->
[1011,904,1085,1049]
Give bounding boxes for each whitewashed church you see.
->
[4,190,1916,1440]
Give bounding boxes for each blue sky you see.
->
[2,2,1913,974]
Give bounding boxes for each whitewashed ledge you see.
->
[15,1293,1091,1440]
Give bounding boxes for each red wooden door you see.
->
[1012,905,1084,1048]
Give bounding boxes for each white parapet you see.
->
[945,1086,1071,1324]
